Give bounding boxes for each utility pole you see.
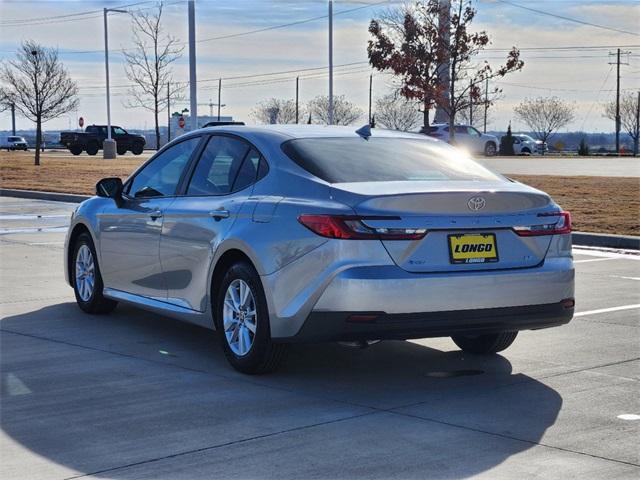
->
[11,103,16,136]
[295,76,299,124]
[483,77,489,133]
[167,82,171,144]
[328,0,334,125]
[217,78,222,121]
[368,74,373,126]
[103,7,126,159]
[469,80,473,127]
[188,0,197,131]
[609,48,630,154]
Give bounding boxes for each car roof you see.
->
[194,124,439,142]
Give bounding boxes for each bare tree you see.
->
[604,93,640,155]
[514,97,575,154]
[252,98,301,124]
[0,41,78,165]
[308,95,363,126]
[375,92,421,131]
[123,2,183,149]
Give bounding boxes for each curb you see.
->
[1,188,89,203]
[1,189,639,250]
[572,232,640,250]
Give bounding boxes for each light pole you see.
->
[328,0,334,125]
[103,7,127,159]
[188,0,198,131]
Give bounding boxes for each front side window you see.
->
[128,137,201,198]
[113,127,126,135]
[282,137,503,183]
[186,136,253,195]
[467,127,481,136]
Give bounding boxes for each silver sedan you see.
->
[64,125,574,373]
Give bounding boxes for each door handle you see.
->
[209,209,230,221]
[149,210,163,220]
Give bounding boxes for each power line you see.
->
[492,0,640,37]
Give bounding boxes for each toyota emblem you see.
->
[467,196,486,211]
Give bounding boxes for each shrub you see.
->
[578,138,590,156]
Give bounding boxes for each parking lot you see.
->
[1,196,639,479]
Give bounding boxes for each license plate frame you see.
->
[448,233,499,264]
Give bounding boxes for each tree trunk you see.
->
[422,98,430,131]
[34,116,41,166]
[154,98,160,150]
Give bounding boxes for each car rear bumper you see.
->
[268,256,574,341]
[291,301,574,342]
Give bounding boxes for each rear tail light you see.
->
[513,211,572,236]
[298,214,427,240]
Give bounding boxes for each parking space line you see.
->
[575,304,640,317]
[574,258,620,264]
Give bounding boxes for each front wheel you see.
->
[216,261,288,374]
[72,233,117,314]
[484,142,497,157]
[131,143,144,155]
[451,331,518,354]
[86,141,99,156]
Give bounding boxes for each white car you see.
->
[0,135,28,151]
[425,124,499,156]
[513,134,546,155]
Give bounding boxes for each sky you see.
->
[0,0,639,133]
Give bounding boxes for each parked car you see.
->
[424,124,499,156]
[60,125,146,156]
[1,135,28,151]
[65,125,574,374]
[513,134,547,155]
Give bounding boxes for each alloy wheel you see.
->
[75,244,95,302]
[223,279,257,356]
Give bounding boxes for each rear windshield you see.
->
[281,137,502,183]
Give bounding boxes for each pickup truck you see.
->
[60,125,146,156]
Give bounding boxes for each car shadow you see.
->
[1,302,562,479]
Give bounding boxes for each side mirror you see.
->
[96,177,123,207]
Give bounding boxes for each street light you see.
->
[103,7,127,159]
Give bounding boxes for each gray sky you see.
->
[1,0,639,132]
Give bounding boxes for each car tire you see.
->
[521,147,531,155]
[131,143,144,155]
[72,232,117,314]
[484,142,497,157]
[116,144,128,156]
[69,145,83,156]
[86,141,99,156]
[451,331,518,354]
[216,261,289,374]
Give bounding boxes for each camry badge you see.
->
[467,197,486,211]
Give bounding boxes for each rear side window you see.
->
[187,136,252,195]
[282,138,502,183]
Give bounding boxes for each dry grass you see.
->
[1,151,638,235]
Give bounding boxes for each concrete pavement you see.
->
[1,197,639,479]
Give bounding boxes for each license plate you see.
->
[448,233,499,264]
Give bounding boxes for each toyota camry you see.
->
[65,125,574,373]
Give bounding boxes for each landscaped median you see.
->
[1,150,638,237]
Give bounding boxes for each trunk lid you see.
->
[331,180,556,273]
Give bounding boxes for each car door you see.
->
[160,135,266,312]
[112,126,128,148]
[98,136,202,300]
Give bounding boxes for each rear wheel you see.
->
[131,143,144,155]
[69,145,83,156]
[86,141,99,156]
[484,142,497,157]
[72,233,117,314]
[451,332,518,354]
[216,261,288,374]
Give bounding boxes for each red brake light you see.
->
[298,215,427,240]
[513,211,572,236]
